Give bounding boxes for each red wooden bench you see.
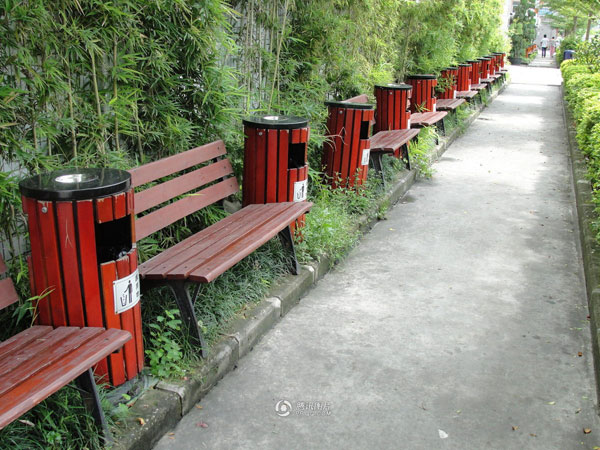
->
[456,90,479,103]
[129,140,312,357]
[410,111,448,133]
[436,98,466,111]
[0,255,131,438]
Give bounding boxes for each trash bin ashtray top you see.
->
[19,167,130,201]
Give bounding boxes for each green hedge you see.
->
[562,59,600,225]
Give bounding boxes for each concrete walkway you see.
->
[154,63,600,449]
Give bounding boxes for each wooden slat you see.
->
[331,108,344,178]
[277,130,289,203]
[37,201,67,327]
[347,108,362,187]
[0,326,52,360]
[129,249,144,371]
[189,202,313,283]
[152,203,292,279]
[135,178,239,241]
[266,129,278,203]
[340,108,354,181]
[129,141,227,188]
[243,127,256,206]
[254,129,266,204]
[116,254,137,380]
[95,197,114,223]
[139,203,272,276]
[23,197,51,325]
[100,262,126,386]
[0,256,5,275]
[134,159,235,214]
[113,192,127,220]
[56,202,85,327]
[0,328,130,429]
[0,327,99,392]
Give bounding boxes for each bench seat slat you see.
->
[135,178,239,241]
[129,141,227,188]
[410,111,448,127]
[0,327,131,429]
[189,202,313,283]
[436,99,466,111]
[370,129,420,155]
[0,326,52,360]
[0,327,106,395]
[139,203,273,276]
[134,159,234,214]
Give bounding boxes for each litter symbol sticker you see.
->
[113,269,141,314]
[361,149,370,166]
[293,179,308,202]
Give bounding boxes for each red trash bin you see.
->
[438,67,459,99]
[406,74,437,112]
[478,57,492,79]
[457,63,472,91]
[19,168,143,387]
[467,60,481,85]
[322,101,374,188]
[374,83,412,131]
[242,115,310,226]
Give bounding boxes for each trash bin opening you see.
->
[95,216,132,263]
[360,121,370,140]
[288,143,306,169]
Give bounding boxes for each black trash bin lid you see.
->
[406,74,437,80]
[374,83,412,90]
[325,100,374,110]
[19,168,131,201]
[242,115,308,130]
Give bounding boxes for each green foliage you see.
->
[145,309,187,379]
[575,36,600,72]
[562,55,600,241]
[557,36,581,64]
[0,384,106,450]
[509,0,537,59]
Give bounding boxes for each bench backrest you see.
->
[129,140,239,241]
[343,94,369,104]
[0,256,19,310]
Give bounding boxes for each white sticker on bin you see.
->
[361,149,370,166]
[113,268,141,314]
[293,179,308,202]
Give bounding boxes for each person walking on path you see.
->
[541,34,549,57]
[550,36,556,57]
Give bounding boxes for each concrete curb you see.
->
[112,82,508,450]
[561,87,600,408]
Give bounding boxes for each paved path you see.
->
[154,62,600,449]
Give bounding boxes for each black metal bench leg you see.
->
[76,368,112,444]
[437,118,446,135]
[370,153,386,186]
[169,281,208,358]
[278,225,300,275]
[401,144,411,170]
